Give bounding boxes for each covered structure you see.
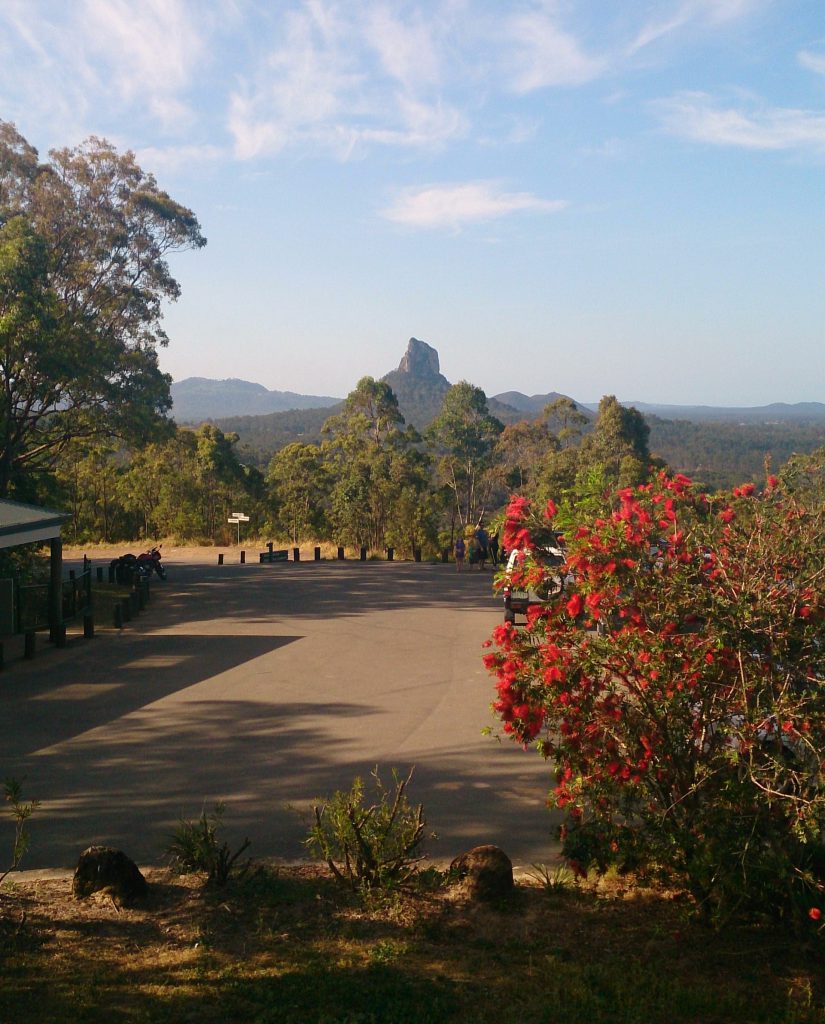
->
[0,499,71,648]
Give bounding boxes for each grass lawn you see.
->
[2,864,823,1024]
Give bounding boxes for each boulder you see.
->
[73,845,147,905]
[450,844,514,900]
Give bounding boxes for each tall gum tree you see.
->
[0,120,206,497]
[426,381,503,530]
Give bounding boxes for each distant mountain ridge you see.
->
[177,340,825,444]
[170,377,340,423]
[583,401,825,423]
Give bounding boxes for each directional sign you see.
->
[232,512,250,521]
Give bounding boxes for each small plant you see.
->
[526,862,577,893]
[1,778,39,885]
[167,802,251,887]
[305,766,431,891]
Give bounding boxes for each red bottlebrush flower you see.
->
[544,499,558,520]
[799,606,812,619]
[766,475,778,490]
[719,506,735,523]
[566,593,584,617]
[810,907,822,921]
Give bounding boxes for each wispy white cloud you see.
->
[799,48,825,76]
[135,143,225,175]
[629,0,765,54]
[363,5,443,89]
[653,91,825,152]
[503,6,606,91]
[227,1,467,160]
[0,0,215,138]
[381,181,568,230]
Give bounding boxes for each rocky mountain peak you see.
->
[396,337,441,378]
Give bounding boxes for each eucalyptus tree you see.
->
[322,377,426,552]
[0,120,205,497]
[495,418,558,493]
[266,442,329,544]
[426,382,503,529]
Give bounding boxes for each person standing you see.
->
[475,522,489,570]
[454,535,465,571]
[489,531,500,566]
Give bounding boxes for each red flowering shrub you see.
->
[485,476,825,925]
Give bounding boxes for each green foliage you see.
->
[305,767,431,890]
[0,120,205,499]
[167,802,251,887]
[487,478,825,927]
[1,777,39,884]
[426,381,503,528]
[267,442,329,543]
[525,862,578,892]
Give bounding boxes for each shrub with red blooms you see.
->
[485,475,825,926]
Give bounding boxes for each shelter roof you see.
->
[0,499,70,550]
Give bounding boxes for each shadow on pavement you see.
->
[12,694,557,870]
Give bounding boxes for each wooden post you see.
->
[48,537,63,644]
[240,550,246,564]
[218,553,224,565]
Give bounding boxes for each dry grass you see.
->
[2,864,824,1024]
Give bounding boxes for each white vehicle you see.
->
[502,543,569,624]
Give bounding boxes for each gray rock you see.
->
[397,337,441,379]
[73,845,148,905]
[450,844,514,900]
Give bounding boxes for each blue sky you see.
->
[1,1,824,406]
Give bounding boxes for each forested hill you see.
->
[215,337,526,465]
[206,337,825,487]
[598,401,825,423]
[648,416,825,489]
[171,377,340,422]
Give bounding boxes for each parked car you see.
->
[502,542,569,623]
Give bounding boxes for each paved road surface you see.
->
[2,558,560,871]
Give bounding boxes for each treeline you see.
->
[215,400,825,494]
[50,381,649,552]
[46,373,825,552]
[647,416,825,490]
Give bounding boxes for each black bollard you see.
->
[414,548,421,562]
[240,550,245,564]
[360,547,367,561]
[387,547,394,561]
[314,546,321,561]
[84,614,94,639]
[293,547,300,562]
[218,553,224,565]
[96,566,104,583]
[442,548,449,564]
[337,546,345,560]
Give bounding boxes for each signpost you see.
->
[227,511,250,546]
